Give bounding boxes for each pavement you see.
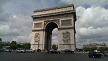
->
[0,52,108,61]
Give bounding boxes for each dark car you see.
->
[63,49,74,54]
[47,49,60,54]
[88,51,103,58]
[0,49,4,52]
[37,49,41,52]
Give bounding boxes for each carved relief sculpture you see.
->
[34,22,42,28]
[34,33,40,43]
[61,19,72,26]
[62,31,71,43]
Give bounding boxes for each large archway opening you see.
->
[44,22,58,51]
[52,28,58,46]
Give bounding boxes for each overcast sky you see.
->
[0,0,108,48]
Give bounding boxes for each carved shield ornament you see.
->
[34,33,40,43]
[62,31,71,43]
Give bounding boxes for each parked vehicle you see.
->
[0,49,3,52]
[16,48,25,53]
[37,49,41,52]
[63,49,74,54]
[25,49,35,53]
[47,49,60,54]
[2,46,12,52]
[4,49,12,52]
[88,51,103,58]
[103,51,108,56]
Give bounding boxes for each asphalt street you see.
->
[0,52,108,61]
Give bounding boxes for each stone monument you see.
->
[31,4,76,51]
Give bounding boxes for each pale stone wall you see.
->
[60,15,74,28]
[31,31,45,50]
[58,29,75,51]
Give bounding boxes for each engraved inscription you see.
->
[34,22,42,28]
[61,19,72,26]
[34,33,40,43]
[62,31,71,43]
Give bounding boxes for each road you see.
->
[0,52,108,61]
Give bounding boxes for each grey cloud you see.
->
[12,36,31,43]
[0,25,20,36]
[76,6,108,47]
[0,0,63,42]
[52,28,58,36]
[60,0,108,7]
[0,0,12,22]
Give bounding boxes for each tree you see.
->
[17,44,22,48]
[22,43,30,49]
[10,41,17,50]
[0,38,2,42]
[90,47,98,51]
[0,43,4,49]
[11,41,17,44]
[83,47,91,51]
[98,47,108,52]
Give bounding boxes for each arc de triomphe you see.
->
[31,4,76,51]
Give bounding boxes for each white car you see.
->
[25,49,35,53]
[16,48,25,53]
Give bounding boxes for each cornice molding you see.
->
[33,4,74,12]
[32,4,76,18]
[32,11,75,18]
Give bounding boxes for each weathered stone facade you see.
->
[31,4,76,51]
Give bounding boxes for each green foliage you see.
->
[52,44,58,50]
[90,47,98,51]
[83,47,91,51]
[22,43,30,49]
[83,47,98,51]
[0,43,4,49]
[0,41,31,49]
[17,44,22,48]
[10,41,17,49]
[98,47,108,52]
[11,41,17,44]
[83,47,108,52]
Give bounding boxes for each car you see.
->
[103,51,108,56]
[16,48,25,53]
[2,46,12,52]
[25,49,35,53]
[3,49,12,52]
[37,49,41,52]
[47,49,60,54]
[0,49,4,52]
[63,49,74,54]
[88,51,103,58]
